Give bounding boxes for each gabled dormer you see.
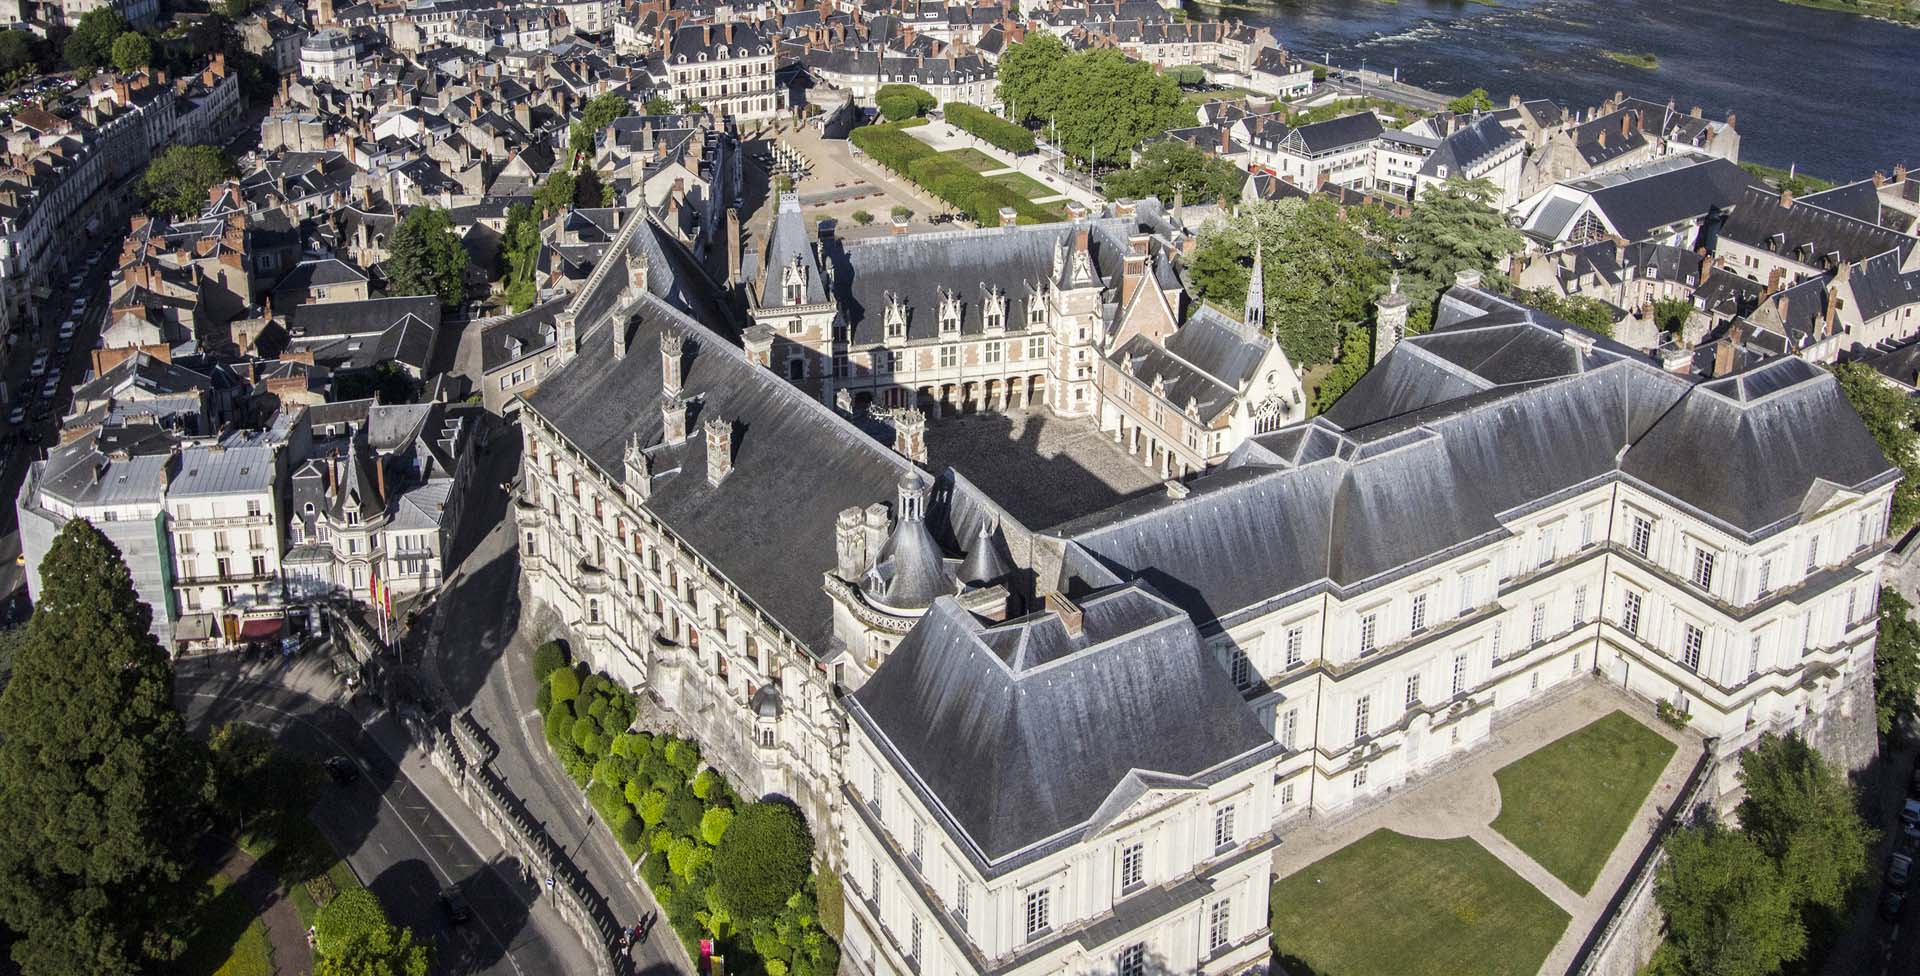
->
[937,289,961,337]
[884,292,909,344]
[783,252,808,306]
[981,284,1006,334]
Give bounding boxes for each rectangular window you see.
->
[984,340,1003,364]
[1120,843,1144,889]
[911,818,924,864]
[1208,898,1232,952]
[1757,559,1772,597]
[1858,511,1873,552]
[1749,634,1763,677]
[1024,888,1050,939]
[1229,649,1253,690]
[1691,548,1716,590]
[1491,620,1504,659]
[1213,804,1236,850]
[1530,601,1547,646]
[1358,613,1377,654]
[955,882,969,924]
[1410,593,1428,634]
[909,915,922,960]
[1281,781,1295,806]
[1807,536,1821,574]
[1452,652,1468,695]
[1458,572,1476,616]
[938,344,958,369]
[1280,708,1297,749]
[1580,510,1596,548]
[1682,624,1704,672]
[1572,584,1588,625]
[1117,944,1146,976]
[1027,335,1047,358]
[1285,627,1304,666]
[1353,766,1368,789]
[1630,516,1652,557]
[1353,695,1371,740]
[1405,672,1421,706]
[1622,591,1642,637]
[1847,588,1859,624]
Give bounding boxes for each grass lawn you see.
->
[988,170,1056,201]
[1180,86,1258,112]
[939,147,1003,173]
[1270,830,1568,976]
[1491,710,1678,894]
[242,809,363,925]
[179,872,275,976]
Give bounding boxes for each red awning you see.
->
[238,618,285,640]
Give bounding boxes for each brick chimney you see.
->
[725,208,741,283]
[1765,267,1784,295]
[704,416,732,485]
[1779,189,1794,209]
[661,330,685,395]
[891,215,909,235]
[998,207,1017,227]
[892,408,927,463]
[1044,592,1083,637]
[661,394,688,444]
[743,324,774,367]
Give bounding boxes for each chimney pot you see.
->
[1043,592,1083,637]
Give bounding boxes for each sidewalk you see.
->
[201,837,313,976]
[1267,679,1704,974]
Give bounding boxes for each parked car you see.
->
[57,319,75,339]
[29,351,47,375]
[39,376,57,400]
[323,756,358,784]
[7,406,22,426]
[440,887,471,924]
[1889,852,1913,891]
[1903,798,1920,836]
[1883,888,1908,922]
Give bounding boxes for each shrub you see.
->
[665,738,701,778]
[816,870,844,939]
[638,789,669,828]
[548,666,581,704]
[876,94,919,122]
[564,756,594,786]
[714,802,814,922]
[876,83,936,116]
[544,710,574,750]
[692,767,720,800]
[534,682,552,715]
[666,790,706,838]
[851,210,874,225]
[570,713,601,752]
[586,781,621,818]
[701,806,735,846]
[943,102,1036,154]
[532,641,568,680]
[607,801,635,831]
[1657,698,1693,729]
[617,816,646,850]
[611,731,649,759]
[592,755,634,789]
[640,850,670,887]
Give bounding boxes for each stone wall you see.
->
[1571,748,1717,976]
[1804,668,1881,780]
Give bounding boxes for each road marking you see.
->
[180,693,529,976]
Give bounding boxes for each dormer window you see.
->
[782,254,807,306]
[1028,296,1046,326]
[938,290,961,336]
[884,293,908,341]
[984,286,1006,332]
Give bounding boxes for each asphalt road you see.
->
[175,658,574,976]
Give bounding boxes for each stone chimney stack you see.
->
[1454,267,1483,290]
[1374,272,1410,365]
[725,208,742,283]
[661,394,688,445]
[661,330,685,395]
[862,503,890,567]
[613,318,628,360]
[1044,592,1083,637]
[704,416,733,485]
[743,324,774,367]
[835,507,868,579]
[1779,189,1794,209]
[556,310,578,358]
[893,408,927,463]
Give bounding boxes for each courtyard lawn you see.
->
[939,147,1003,173]
[1490,709,1678,894]
[988,170,1057,201]
[1270,830,1567,976]
[180,872,275,976]
[1180,86,1259,112]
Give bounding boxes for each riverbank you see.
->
[1778,0,1919,26]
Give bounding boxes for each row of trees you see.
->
[1652,734,1873,976]
[849,123,1051,225]
[530,645,840,974]
[995,33,1188,168]
[942,101,1036,154]
[1185,178,1524,409]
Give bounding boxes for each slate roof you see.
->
[1800,179,1884,225]
[1281,112,1383,155]
[524,293,915,653]
[1049,287,1896,630]
[847,587,1278,869]
[1719,184,1916,267]
[1419,114,1519,179]
[1524,156,1756,244]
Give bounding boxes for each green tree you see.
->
[386,206,469,307]
[217,0,259,17]
[995,32,1068,125]
[548,666,581,704]
[531,640,569,681]
[315,888,389,958]
[1399,178,1524,297]
[316,918,430,976]
[0,30,43,77]
[1734,733,1874,917]
[1446,87,1494,114]
[1046,49,1185,168]
[63,8,127,69]
[1652,823,1804,976]
[569,93,629,163]
[1314,323,1375,414]
[1102,139,1243,206]
[713,802,814,922]
[0,519,216,976]
[139,144,235,218]
[1652,296,1694,334]
[644,96,675,114]
[1877,587,1920,735]
[1832,361,1920,533]
[1188,197,1389,366]
[851,210,874,225]
[109,31,150,72]
[1512,288,1618,338]
[700,806,735,846]
[207,722,292,827]
[533,169,577,217]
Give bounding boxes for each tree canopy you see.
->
[1399,178,1524,293]
[110,31,151,73]
[139,145,235,218]
[315,889,430,976]
[386,206,470,307]
[1101,139,1243,207]
[568,93,630,163]
[875,83,935,122]
[1734,732,1874,918]
[1446,87,1494,114]
[63,9,128,69]
[994,36,1185,167]
[1877,586,1920,735]
[1652,823,1804,976]
[713,802,814,922]
[1188,197,1390,367]
[1831,361,1920,533]
[0,519,216,976]
[0,30,45,80]
[1512,288,1618,338]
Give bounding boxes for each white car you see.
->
[29,351,47,375]
[7,406,23,426]
[58,320,75,339]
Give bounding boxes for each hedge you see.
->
[943,102,1036,154]
[877,83,936,116]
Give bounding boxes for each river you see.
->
[1205,0,1920,180]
